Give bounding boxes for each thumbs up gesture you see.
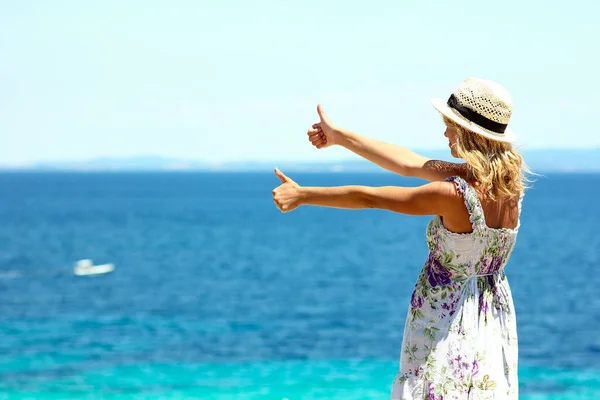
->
[307,104,342,149]
[272,168,303,213]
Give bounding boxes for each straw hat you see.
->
[431,77,516,143]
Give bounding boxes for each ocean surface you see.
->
[0,171,599,399]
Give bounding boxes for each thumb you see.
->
[317,104,330,123]
[274,167,288,183]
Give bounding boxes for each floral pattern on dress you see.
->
[391,176,522,400]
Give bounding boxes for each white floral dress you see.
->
[391,176,522,399]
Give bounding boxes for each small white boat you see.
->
[73,259,115,276]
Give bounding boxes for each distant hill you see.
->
[1,149,599,172]
[22,155,210,171]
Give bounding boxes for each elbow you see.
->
[399,166,416,178]
[387,164,412,177]
[361,189,379,209]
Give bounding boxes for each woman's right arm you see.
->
[309,105,466,182]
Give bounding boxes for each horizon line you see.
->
[1,146,599,167]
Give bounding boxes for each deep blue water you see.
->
[0,172,599,399]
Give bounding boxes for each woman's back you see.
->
[441,175,522,234]
[478,191,521,231]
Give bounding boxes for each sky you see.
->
[1,0,599,165]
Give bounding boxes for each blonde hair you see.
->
[443,116,533,201]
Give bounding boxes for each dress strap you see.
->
[517,191,524,216]
[445,176,486,231]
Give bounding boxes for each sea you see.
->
[0,171,598,399]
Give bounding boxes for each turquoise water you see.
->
[0,172,599,399]
[1,361,599,399]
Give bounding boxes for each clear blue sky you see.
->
[1,0,598,165]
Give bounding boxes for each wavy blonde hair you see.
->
[443,116,532,200]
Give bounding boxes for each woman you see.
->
[272,77,530,399]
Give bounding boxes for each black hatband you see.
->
[447,94,507,134]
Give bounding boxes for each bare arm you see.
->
[299,183,449,215]
[337,129,466,181]
[272,168,458,216]
[309,105,467,182]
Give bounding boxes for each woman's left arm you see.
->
[272,168,457,216]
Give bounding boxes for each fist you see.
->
[307,104,340,149]
[272,168,302,213]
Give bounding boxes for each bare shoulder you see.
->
[410,160,469,182]
[430,179,476,231]
[411,180,468,216]
[432,179,466,201]
[422,179,470,217]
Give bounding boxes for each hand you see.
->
[272,168,303,213]
[307,104,342,149]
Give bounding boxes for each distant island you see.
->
[1,149,599,173]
